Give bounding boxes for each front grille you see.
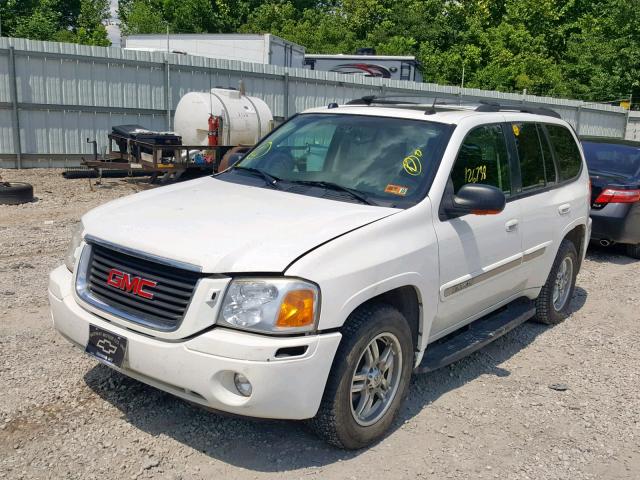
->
[86,243,201,330]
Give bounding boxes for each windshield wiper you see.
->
[288,180,377,206]
[233,166,281,188]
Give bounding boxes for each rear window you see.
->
[546,125,582,180]
[512,123,546,190]
[582,141,640,178]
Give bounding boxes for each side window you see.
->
[451,125,511,195]
[546,124,582,181]
[512,122,545,190]
[538,125,557,185]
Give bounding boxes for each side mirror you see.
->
[447,183,506,216]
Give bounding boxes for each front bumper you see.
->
[590,203,640,244]
[49,265,341,420]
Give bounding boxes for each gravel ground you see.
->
[1,169,639,480]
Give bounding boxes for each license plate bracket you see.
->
[85,324,127,368]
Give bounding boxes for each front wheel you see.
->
[308,304,414,449]
[533,239,578,325]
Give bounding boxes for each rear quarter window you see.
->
[546,124,582,181]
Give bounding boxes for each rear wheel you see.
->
[625,243,640,259]
[533,239,578,325]
[308,304,413,449]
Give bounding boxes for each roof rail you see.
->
[475,100,562,119]
[345,95,418,106]
[344,96,562,118]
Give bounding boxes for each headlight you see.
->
[218,278,319,334]
[64,222,84,272]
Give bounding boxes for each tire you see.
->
[308,303,414,449]
[625,243,640,259]
[0,182,34,205]
[533,239,578,325]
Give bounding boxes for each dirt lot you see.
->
[1,169,639,480]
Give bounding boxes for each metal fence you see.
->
[626,112,640,141]
[0,36,631,168]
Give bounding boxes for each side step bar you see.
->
[415,298,536,374]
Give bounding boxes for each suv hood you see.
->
[82,177,398,273]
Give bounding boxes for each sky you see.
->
[107,0,121,46]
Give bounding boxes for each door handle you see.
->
[558,204,571,215]
[505,219,519,232]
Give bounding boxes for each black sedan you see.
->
[581,136,640,258]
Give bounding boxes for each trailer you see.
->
[304,53,423,82]
[79,88,272,180]
[123,33,306,68]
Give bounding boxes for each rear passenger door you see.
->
[432,124,524,338]
[507,122,576,290]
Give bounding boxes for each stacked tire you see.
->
[0,182,34,205]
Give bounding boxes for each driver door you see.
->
[431,124,525,338]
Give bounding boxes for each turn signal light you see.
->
[471,209,502,215]
[594,188,640,204]
[276,289,315,328]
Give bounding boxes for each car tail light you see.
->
[594,188,640,204]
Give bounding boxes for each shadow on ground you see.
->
[585,243,638,265]
[85,290,588,472]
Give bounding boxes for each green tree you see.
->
[2,0,110,46]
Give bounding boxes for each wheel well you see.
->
[348,286,421,351]
[564,224,586,267]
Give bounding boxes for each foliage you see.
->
[1,0,110,45]
[3,0,638,102]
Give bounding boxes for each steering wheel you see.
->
[263,149,295,177]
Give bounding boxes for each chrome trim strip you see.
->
[85,234,202,272]
[443,245,548,298]
[523,246,547,263]
[443,257,523,298]
[75,244,199,333]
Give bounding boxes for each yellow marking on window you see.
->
[246,141,272,160]
[464,165,487,183]
[402,148,424,176]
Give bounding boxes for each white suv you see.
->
[49,98,591,449]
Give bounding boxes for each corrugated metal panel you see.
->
[625,112,640,141]
[579,110,627,137]
[0,36,631,166]
[0,110,15,153]
[0,54,11,103]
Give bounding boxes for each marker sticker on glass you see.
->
[385,184,409,196]
[403,148,423,176]
[512,124,520,137]
[464,165,487,183]
[246,141,272,160]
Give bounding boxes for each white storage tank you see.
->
[173,88,273,146]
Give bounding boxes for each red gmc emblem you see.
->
[106,269,157,299]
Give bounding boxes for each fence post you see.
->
[283,72,290,119]
[164,59,171,130]
[575,104,583,136]
[8,47,22,169]
[623,94,632,139]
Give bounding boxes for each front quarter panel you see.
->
[285,199,439,352]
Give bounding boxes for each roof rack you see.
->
[346,95,418,106]
[344,96,562,119]
[475,100,562,119]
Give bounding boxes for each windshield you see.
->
[226,113,452,207]
[582,141,640,178]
